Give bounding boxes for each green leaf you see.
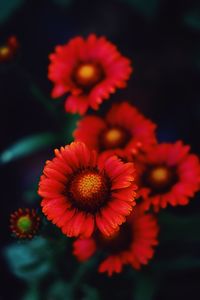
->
[0,0,25,24]
[0,132,59,164]
[4,237,54,282]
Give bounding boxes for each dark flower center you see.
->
[73,62,104,91]
[143,165,178,195]
[96,222,132,254]
[67,168,111,213]
[100,127,131,150]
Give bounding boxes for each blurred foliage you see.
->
[22,284,40,300]
[120,0,159,19]
[47,281,73,300]
[0,0,25,24]
[23,190,40,204]
[0,132,59,164]
[184,6,200,30]
[81,284,100,300]
[4,237,54,281]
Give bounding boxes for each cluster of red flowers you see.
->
[11,34,200,276]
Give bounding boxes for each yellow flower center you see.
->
[78,173,102,198]
[0,46,10,57]
[74,63,103,88]
[77,64,96,80]
[68,170,110,213]
[105,128,122,144]
[101,127,130,150]
[150,167,170,185]
[17,215,32,233]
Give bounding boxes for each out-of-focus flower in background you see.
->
[0,35,19,63]
[48,34,132,114]
[74,101,157,154]
[73,206,159,276]
[137,141,200,211]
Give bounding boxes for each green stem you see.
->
[133,272,159,300]
[17,64,64,123]
[70,259,96,291]
[30,82,61,119]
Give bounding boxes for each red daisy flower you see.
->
[38,142,137,238]
[74,102,157,156]
[73,207,159,276]
[48,34,132,114]
[10,208,40,239]
[138,141,200,211]
[0,36,19,63]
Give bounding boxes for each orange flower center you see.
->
[144,165,177,194]
[77,173,102,198]
[74,63,103,89]
[0,46,10,59]
[68,170,110,213]
[150,166,171,185]
[101,127,130,150]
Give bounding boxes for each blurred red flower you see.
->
[48,34,132,114]
[74,102,157,155]
[38,141,137,238]
[0,36,19,63]
[138,141,200,211]
[73,206,159,276]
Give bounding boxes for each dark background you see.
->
[1,0,200,299]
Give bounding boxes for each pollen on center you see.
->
[78,173,102,198]
[105,128,123,143]
[150,166,170,184]
[0,46,9,57]
[69,170,109,212]
[78,64,96,80]
[101,127,130,150]
[74,62,103,88]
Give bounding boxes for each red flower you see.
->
[48,34,132,114]
[38,142,137,238]
[0,36,19,63]
[138,141,200,211]
[10,208,40,239]
[73,207,159,276]
[74,102,157,156]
